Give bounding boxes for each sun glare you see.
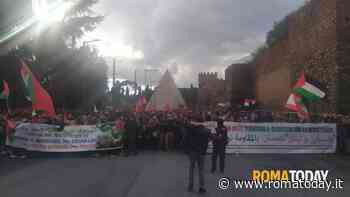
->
[33,0,144,60]
[33,0,72,24]
[97,41,144,60]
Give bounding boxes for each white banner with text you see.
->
[201,122,337,153]
[6,123,123,152]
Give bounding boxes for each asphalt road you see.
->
[1,152,349,197]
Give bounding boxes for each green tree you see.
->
[0,0,108,111]
[62,0,104,48]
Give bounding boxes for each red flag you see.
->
[20,60,56,117]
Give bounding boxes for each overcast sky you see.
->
[86,0,306,88]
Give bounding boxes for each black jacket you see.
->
[213,126,228,147]
[184,124,210,155]
[125,118,138,140]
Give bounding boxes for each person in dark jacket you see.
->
[185,123,210,194]
[211,119,228,173]
[124,114,138,155]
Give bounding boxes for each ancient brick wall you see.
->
[225,63,255,107]
[336,0,350,114]
[198,72,227,110]
[256,66,291,110]
[255,0,338,113]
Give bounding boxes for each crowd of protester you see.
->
[0,109,205,157]
[201,109,350,124]
[1,108,348,194]
[1,107,349,159]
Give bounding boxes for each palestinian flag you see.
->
[294,72,325,102]
[285,93,309,120]
[0,80,9,99]
[20,60,56,117]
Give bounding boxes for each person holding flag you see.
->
[20,60,56,117]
